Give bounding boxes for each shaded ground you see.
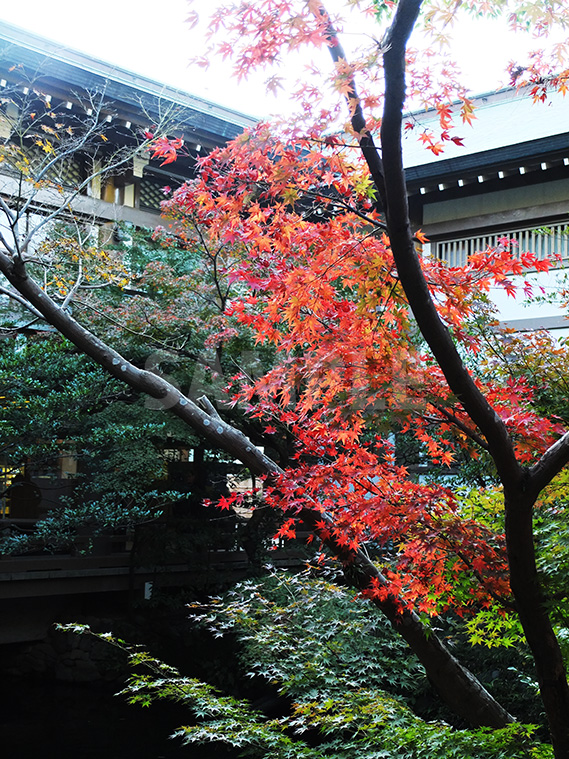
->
[1,676,234,759]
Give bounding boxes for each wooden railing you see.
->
[0,518,312,601]
[435,222,569,268]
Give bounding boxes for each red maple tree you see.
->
[1,0,569,753]
[187,0,569,752]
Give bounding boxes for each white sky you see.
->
[0,0,563,119]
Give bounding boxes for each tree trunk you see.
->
[371,0,569,753]
[299,508,515,728]
[505,490,569,757]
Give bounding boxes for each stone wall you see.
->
[0,620,127,682]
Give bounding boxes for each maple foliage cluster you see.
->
[190,0,569,152]
[190,0,481,154]
[30,0,566,627]
[156,123,564,615]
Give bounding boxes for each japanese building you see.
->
[0,19,257,230]
[404,86,569,333]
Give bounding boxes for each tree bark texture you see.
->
[505,490,569,758]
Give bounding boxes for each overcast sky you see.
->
[0,0,560,118]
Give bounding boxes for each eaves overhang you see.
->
[0,21,258,146]
[405,133,569,188]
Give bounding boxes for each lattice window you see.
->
[1,143,84,188]
[49,157,83,188]
[139,177,165,211]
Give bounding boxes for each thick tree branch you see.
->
[528,431,569,497]
[378,0,522,488]
[0,249,277,474]
[0,244,513,728]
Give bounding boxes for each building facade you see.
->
[404,86,569,333]
[0,21,257,506]
[0,20,257,233]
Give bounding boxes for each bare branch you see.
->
[61,256,83,310]
[0,228,15,257]
[0,284,43,318]
[20,143,152,252]
[0,193,17,227]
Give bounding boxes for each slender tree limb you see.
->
[73,298,209,366]
[303,187,389,232]
[61,258,83,310]
[528,431,569,497]
[0,284,43,318]
[0,193,17,226]
[311,2,387,212]
[428,402,490,451]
